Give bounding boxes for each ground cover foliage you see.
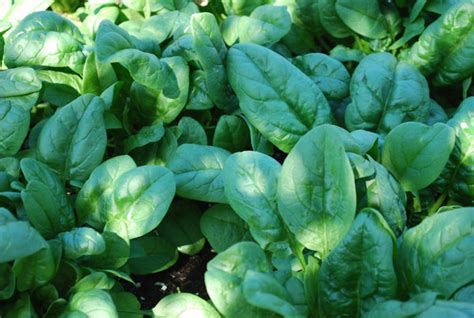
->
[0,0,473,317]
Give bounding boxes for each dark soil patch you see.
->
[120,244,215,310]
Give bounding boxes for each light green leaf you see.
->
[382,122,455,191]
[168,144,230,203]
[277,125,356,256]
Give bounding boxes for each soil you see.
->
[120,243,215,310]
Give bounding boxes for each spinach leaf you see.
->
[36,94,107,182]
[277,125,356,256]
[168,144,230,203]
[406,3,474,86]
[318,208,397,317]
[382,122,456,191]
[345,53,430,135]
[227,43,332,153]
[397,207,474,298]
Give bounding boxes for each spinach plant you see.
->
[0,1,473,317]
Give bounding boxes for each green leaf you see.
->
[0,102,30,158]
[243,271,303,317]
[157,200,205,256]
[241,116,274,155]
[397,207,474,298]
[58,227,106,260]
[426,99,449,125]
[185,71,214,110]
[130,129,178,167]
[365,158,407,236]
[36,70,82,107]
[4,11,85,72]
[319,0,352,38]
[382,122,456,191]
[318,208,397,316]
[277,125,356,256]
[191,12,236,111]
[71,272,115,294]
[227,43,332,153]
[204,242,273,317]
[36,94,107,182]
[366,292,474,317]
[345,52,430,135]
[21,158,75,239]
[221,0,270,15]
[224,151,287,249]
[435,98,474,204]
[67,289,118,318]
[153,293,220,318]
[222,5,292,46]
[82,231,130,270]
[0,263,15,300]
[389,17,425,50]
[335,0,389,39]
[406,3,474,86]
[200,204,251,253]
[0,218,47,263]
[130,56,189,124]
[76,155,136,229]
[95,20,178,98]
[168,144,230,203]
[452,284,474,303]
[127,235,178,275]
[4,293,36,318]
[293,53,350,101]
[13,240,61,291]
[0,67,41,156]
[110,292,142,318]
[329,45,366,62]
[123,121,165,153]
[177,116,208,145]
[104,165,176,240]
[213,115,250,152]
[82,51,117,95]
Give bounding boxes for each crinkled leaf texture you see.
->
[36,94,107,182]
[317,208,397,317]
[435,97,474,204]
[366,292,474,317]
[406,3,474,86]
[227,43,332,153]
[397,207,474,298]
[4,11,85,72]
[345,52,430,135]
[293,53,350,101]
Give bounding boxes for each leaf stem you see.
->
[428,191,448,216]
